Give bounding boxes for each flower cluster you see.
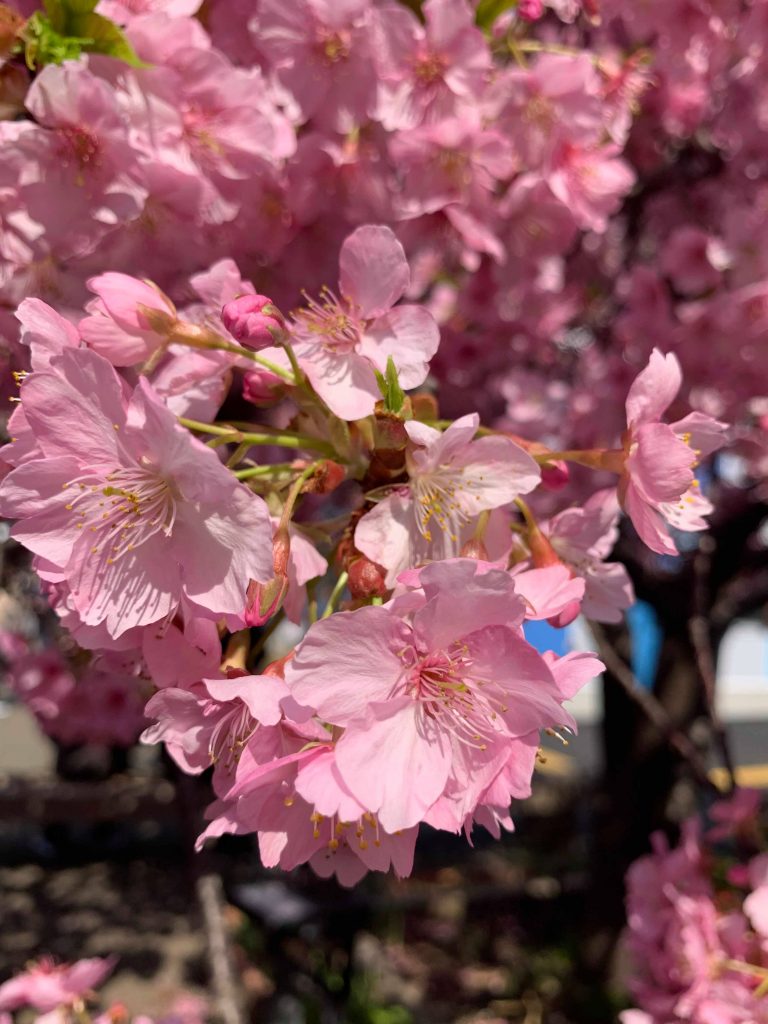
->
[0,953,208,1024]
[0,0,744,885]
[622,790,768,1024]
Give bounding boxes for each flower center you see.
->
[412,52,447,85]
[57,125,101,171]
[182,107,224,155]
[208,702,256,769]
[293,287,362,353]
[402,646,508,751]
[411,465,479,543]
[64,464,177,563]
[317,29,351,65]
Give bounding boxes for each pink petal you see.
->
[629,422,694,504]
[625,348,682,428]
[335,697,451,832]
[86,272,172,328]
[286,606,410,723]
[623,480,678,556]
[358,305,439,388]
[294,748,367,821]
[204,675,289,726]
[339,225,410,318]
[512,565,585,620]
[299,348,380,421]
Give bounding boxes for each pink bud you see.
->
[242,368,285,405]
[245,574,290,627]
[540,460,570,491]
[518,0,544,20]
[244,527,290,626]
[222,294,286,351]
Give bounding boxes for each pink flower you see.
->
[373,0,491,130]
[617,349,727,555]
[0,349,273,637]
[24,63,138,185]
[79,273,177,367]
[286,559,594,833]
[546,139,636,233]
[257,0,377,131]
[707,787,761,840]
[142,672,295,791]
[355,414,540,586]
[280,225,440,420]
[389,116,515,219]
[0,958,116,1013]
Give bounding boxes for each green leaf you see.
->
[376,356,406,414]
[475,0,517,31]
[23,9,92,68]
[23,0,147,68]
[69,11,148,66]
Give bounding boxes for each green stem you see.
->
[180,417,239,436]
[179,418,336,457]
[226,441,251,468]
[280,462,322,525]
[234,463,297,480]
[280,337,305,385]
[170,324,295,382]
[321,571,349,619]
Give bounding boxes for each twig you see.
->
[589,622,720,794]
[689,537,737,792]
[197,873,247,1024]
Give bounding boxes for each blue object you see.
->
[626,600,662,689]
[523,618,569,656]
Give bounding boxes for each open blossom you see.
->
[0,349,272,637]
[616,349,727,555]
[0,957,116,1013]
[278,224,440,420]
[286,559,598,833]
[373,0,491,130]
[355,413,541,586]
[623,805,768,1024]
[257,0,378,131]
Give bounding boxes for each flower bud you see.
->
[348,555,388,599]
[242,367,286,405]
[540,460,570,491]
[302,459,346,495]
[222,294,286,350]
[244,526,290,626]
[518,0,544,20]
[460,536,489,561]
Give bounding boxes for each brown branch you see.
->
[197,873,247,1024]
[589,622,720,795]
[689,536,737,792]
